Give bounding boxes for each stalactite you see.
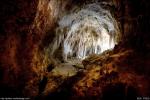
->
[49,3,120,61]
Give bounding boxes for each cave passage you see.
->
[1,0,150,98]
[50,3,120,61]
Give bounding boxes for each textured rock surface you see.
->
[0,0,150,99]
[72,46,150,99]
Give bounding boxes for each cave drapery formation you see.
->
[49,3,120,61]
[0,0,150,99]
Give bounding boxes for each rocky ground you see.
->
[35,43,150,100]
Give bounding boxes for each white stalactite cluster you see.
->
[50,3,120,61]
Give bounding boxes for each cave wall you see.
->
[0,0,150,97]
[0,0,74,97]
[114,0,150,48]
[0,0,40,96]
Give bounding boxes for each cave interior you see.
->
[0,0,150,99]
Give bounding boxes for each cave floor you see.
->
[39,46,150,99]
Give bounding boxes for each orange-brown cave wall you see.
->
[0,0,74,97]
[0,0,40,97]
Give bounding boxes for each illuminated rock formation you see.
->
[50,3,120,60]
